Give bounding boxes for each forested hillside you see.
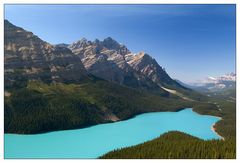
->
[5,79,191,134]
[101,131,236,159]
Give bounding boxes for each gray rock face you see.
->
[68,37,182,91]
[4,19,185,93]
[126,52,175,86]
[69,37,150,88]
[4,20,87,87]
[102,37,130,56]
[127,52,188,91]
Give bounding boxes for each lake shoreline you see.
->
[5,107,224,139]
[4,107,189,135]
[191,108,225,140]
[211,121,225,140]
[5,108,222,158]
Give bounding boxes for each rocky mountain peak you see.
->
[67,35,184,91]
[68,37,92,50]
[4,19,53,54]
[126,51,184,89]
[100,37,130,56]
[69,37,131,56]
[136,51,152,60]
[67,36,187,91]
[93,39,101,45]
[127,52,156,68]
[102,37,119,49]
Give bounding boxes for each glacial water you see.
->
[4,108,222,158]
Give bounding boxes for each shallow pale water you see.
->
[4,108,221,158]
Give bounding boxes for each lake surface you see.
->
[5,108,222,158]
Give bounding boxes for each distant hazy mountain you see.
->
[176,74,236,101]
[188,73,236,92]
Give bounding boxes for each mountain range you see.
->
[176,73,236,102]
[4,20,203,134]
[182,73,236,92]
[66,37,191,94]
[5,19,194,98]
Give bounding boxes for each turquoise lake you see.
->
[4,108,222,158]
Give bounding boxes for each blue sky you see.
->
[4,4,236,83]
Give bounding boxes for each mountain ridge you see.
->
[67,37,195,99]
[4,20,194,134]
[4,19,88,89]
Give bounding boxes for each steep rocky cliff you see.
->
[69,37,188,93]
[126,52,187,89]
[4,20,87,88]
[68,37,164,91]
